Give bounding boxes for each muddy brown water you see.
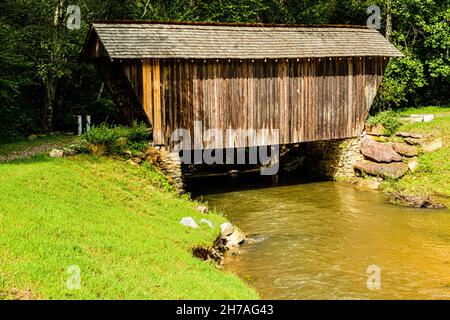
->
[188,174,450,300]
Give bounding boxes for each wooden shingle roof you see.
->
[83,21,403,60]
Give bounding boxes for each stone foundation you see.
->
[145,137,363,189]
[144,146,184,192]
[302,137,363,180]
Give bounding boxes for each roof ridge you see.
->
[91,19,369,29]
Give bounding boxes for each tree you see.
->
[374,0,450,110]
[386,0,393,42]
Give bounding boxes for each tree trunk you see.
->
[43,78,58,132]
[386,0,393,42]
[96,82,104,101]
[42,0,64,132]
[54,0,65,26]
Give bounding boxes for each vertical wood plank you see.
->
[152,58,163,145]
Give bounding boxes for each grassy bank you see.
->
[382,106,450,207]
[0,153,258,299]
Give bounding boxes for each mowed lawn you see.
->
[0,154,258,299]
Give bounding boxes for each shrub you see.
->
[84,123,119,145]
[126,121,151,143]
[366,111,402,136]
[83,122,151,154]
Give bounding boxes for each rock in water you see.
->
[49,149,64,158]
[423,138,443,153]
[391,143,418,157]
[359,139,403,163]
[180,217,199,228]
[354,160,408,179]
[388,192,446,209]
[220,222,234,236]
[224,228,246,249]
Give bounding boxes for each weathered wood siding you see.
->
[124,57,388,149]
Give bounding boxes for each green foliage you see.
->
[83,122,151,153]
[373,56,427,110]
[122,121,151,143]
[374,0,450,110]
[83,123,119,145]
[366,110,402,135]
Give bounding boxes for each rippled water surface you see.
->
[190,177,450,299]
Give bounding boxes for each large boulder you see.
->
[354,160,408,179]
[359,139,403,163]
[391,143,418,157]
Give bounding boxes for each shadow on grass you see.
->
[0,154,58,165]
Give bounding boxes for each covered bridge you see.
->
[81,21,403,150]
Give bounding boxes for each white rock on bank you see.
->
[410,114,424,123]
[408,157,419,173]
[423,114,434,122]
[200,218,214,228]
[180,217,199,228]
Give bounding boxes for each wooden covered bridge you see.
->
[81,21,403,151]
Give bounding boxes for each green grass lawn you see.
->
[0,154,258,299]
[395,105,450,117]
[382,111,450,207]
